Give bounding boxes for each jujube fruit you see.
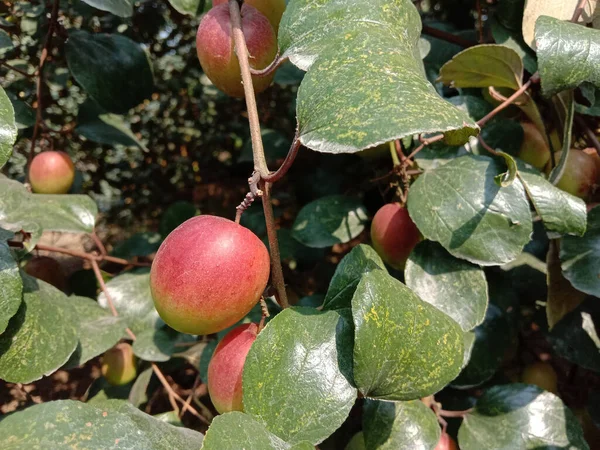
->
[521,361,558,394]
[212,0,286,33]
[370,203,421,270]
[207,323,258,414]
[101,343,137,386]
[435,432,459,450]
[518,122,551,170]
[548,150,598,200]
[196,3,278,98]
[24,256,68,291]
[28,151,75,194]
[149,215,270,335]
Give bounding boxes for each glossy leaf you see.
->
[243,307,356,445]
[406,155,532,266]
[76,99,148,151]
[352,270,464,400]
[0,232,22,334]
[132,327,196,362]
[0,176,97,250]
[291,195,368,248]
[65,30,154,114]
[363,399,441,450]
[79,0,134,17]
[438,44,523,90]
[97,269,163,334]
[490,19,538,74]
[0,399,204,449]
[561,206,600,297]
[536,16,600,97]
[517,163,586,237]
[129,367,153,407]
[0,276,78,383]
[202,412,313,450]
[167,0,204,16]
[548,299,600,373]
[111,232,162,259]
[405,240,488,332]
[0,85,17,169]
[0,30,13,50]
[64,296,127,369]
[458,384,588,449]
[323,244,387,311]
[159,201,197,237]
[279,0,478,153]
[451,304,511,389]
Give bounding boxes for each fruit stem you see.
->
[229,0,269,177]
[260,180,289,309]
[263,131,301,183]
[249,53,287,77]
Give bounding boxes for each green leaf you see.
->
[7,93,36,129]
[65,30,154,114]
[561,206,600,297]
[517,163,587,237]
[64,296,127,369]
[404,240,488,332]
[451,304,511,388]
[112,232,162,259]
[458,384,588,449]
[0,399,204,449]
[363,399,441,450]
[548,90,576,186]
[159,201,197,237]
[0,86,18,169]
[0,233,22,334]
[0,276,78,383]
[0,30,13,50]
[76,99,148,151]
[406,155,533,266]
[279,0,478,153]
[439,44,523,90]
[490,19,538,74]
[291,195,368,248]
[0,176,97,250]
[132,327,196,362]
[97,269,163,334]
[323,244,387,311]
[202,412,313,450]
[239,129,291,163]
[79,0,134,17]
[129,367,153,407]
[167,0,204,16]
[352,270,464,401]
[536,15,600,97]
[243,307,356,445]
[548,298,600,372]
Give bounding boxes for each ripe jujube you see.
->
[370,203,421,270]
[435,432,458,450]
[29,151,75,194]
[212,0,286,33]
[196,4,278,98]
[207,323,258,414]
[149,215,270,335]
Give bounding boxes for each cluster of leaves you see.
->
[1,0,600,449]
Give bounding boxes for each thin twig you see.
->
[263,132,301,183]
[229,0,269,177]
[249,53,287,77]
[179,375,200,419]
[421,25,477,48]
[27,0,60,181]
[571,0,589,22]
[91,231,108,256]
[438,408,474,418]
[0,60,35,78]
[151,363,210,425]
[7,241,150,267]
[260,181,289,309]
[477,77,536,127]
